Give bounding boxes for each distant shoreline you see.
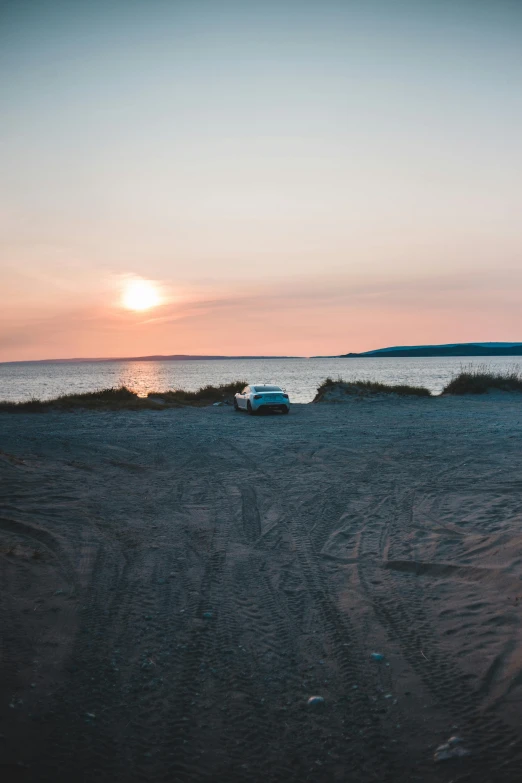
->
[317,342,522,359]
[2,342,522,364]
[0,355,303,365]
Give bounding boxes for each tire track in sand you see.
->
[355,488,522,782]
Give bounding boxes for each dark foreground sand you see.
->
[1,397,522,782]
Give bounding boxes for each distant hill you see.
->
[334,342,522,358]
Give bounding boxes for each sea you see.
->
[1,356,521,404]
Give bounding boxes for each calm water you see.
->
[1,356,520,404]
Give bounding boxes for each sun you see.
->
[122,279,161,311]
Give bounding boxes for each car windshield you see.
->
[252,386,282,392]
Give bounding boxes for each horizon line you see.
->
[2,341,522,365]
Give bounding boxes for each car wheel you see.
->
[282,407,289,414]
[247,400,255,415]
[234,399,239,411]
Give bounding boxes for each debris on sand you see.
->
[434,736,470,762]
[370,652,384,662]
[202,611,213,619]
[307,696,325,707]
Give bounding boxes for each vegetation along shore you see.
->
[1,368,522,412]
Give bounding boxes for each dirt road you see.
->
[1,398,522,781]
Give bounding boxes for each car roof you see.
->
[249,384,282,389]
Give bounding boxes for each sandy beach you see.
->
[1,397,522,782]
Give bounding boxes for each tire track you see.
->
[0,516,78,591]
[222,438,405,780]
[356,488,522,781]
[241,486,261,542]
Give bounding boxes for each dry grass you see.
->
[0,382,248,412]
[0,387,166,413]
[148,381,246,406]
[442,365,522,395]
[314,377,431,401]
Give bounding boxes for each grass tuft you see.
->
[314,378,431,401]
[148,381,246,406]
[442,365,522,395]
[0,382,248,412]
[0,386,165,412]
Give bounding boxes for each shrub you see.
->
[0,387,164,412]
[0,382,249,412]
[148,381,246,406]
[442,365,522,395]
[314,378,431,401]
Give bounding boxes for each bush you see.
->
[0,387,164,412]
[0,382,249,412]
[149,381,246,406]
[314,378,431,402]
[442,365,522,395]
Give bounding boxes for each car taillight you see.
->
[282,394,289,399]
[253,394,262,399]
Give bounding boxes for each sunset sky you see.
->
[1,0,521,361]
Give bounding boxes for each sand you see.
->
[1,396,522,782]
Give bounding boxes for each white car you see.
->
[234,385,290,415]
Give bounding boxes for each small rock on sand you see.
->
[434,736,470,762]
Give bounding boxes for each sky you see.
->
[1,0,521,360]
